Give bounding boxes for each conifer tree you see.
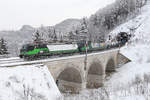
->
[68,31,74,41]
[48,28,53,41]
[79,18,89,41]
[53,29,57,42]
[33,30,43,43]
[0,38,8,55]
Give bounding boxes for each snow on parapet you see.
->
[0,65,61,100]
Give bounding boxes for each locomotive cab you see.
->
[19,44,35,58]
[19,43,49,59]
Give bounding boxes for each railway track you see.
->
[0,58,24,64]
[0,57,20,61]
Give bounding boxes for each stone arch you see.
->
[58,67,82,83]
[56,66,82,93]
[88,61,104,75]
[106,58,115,73]
[87,61,104,88]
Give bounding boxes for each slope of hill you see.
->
[105,2,150,99]
[20,25,35,32]
[0,65,61,100]
[55,19,80,33]
[63,1,150,100]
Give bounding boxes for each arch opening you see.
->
[106,59,115,73]
[87,62,104,88]
[56,67,82,93]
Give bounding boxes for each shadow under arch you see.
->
[56,67,82,93]
[106,58,115,73]
[87,61,104,88]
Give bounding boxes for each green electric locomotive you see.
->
[19,41,93,59]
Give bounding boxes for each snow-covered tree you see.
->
[59,33,64,42]
[68,31,77,42]
[32,30,43,42]
[136,0,147,8]
[47,27,54,42]
[86,0,145,42]
[78,18,89,41]
[0,38,8,55]
[52,29,57,42]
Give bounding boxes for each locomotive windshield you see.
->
[21,44,35,52]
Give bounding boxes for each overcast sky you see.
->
[0,0,115,30]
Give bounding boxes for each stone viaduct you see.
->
[43,49,130,93]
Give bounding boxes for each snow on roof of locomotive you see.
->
[47,43,78,51]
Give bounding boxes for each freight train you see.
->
[19,41,117,60]
[19,32,130,60]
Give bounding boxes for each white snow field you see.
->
[0,65,61,100]
[63,1,150,100]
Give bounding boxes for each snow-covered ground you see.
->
[107,2,150,99]
[63,1,150,100]
[0,65,61,100]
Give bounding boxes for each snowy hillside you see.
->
[63,1,150,100]
[105,1,150,99]
[110,0,150,63]
[105,0,150,99]
[0,65,61,100]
